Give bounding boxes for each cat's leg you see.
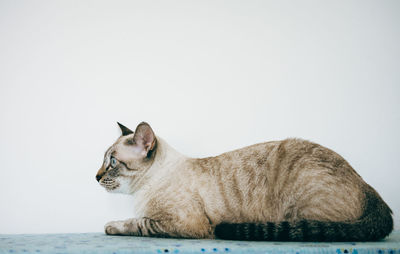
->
[104,218,174,237]
[105,218,141,236]
[105,216,212,238]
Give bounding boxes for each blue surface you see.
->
[1,231,399,254]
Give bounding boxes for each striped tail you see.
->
[215,188,393,241]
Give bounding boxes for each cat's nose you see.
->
[96,167,106,182]
[96,174,102,182]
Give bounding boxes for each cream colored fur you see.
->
[96,122,393,241]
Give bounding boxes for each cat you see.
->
[95,122,393,241]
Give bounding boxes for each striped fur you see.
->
[215,186,393,241]
[96,122,393,241]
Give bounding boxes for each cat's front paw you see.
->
[104,220,125,235]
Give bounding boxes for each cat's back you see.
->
[200,138,351,172]
[196,140,279,173]
[221,138,359,177]
[194,138,355,176]
[192,138,365,223]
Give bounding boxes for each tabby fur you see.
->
[95,122,393,241]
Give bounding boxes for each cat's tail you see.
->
[214,187,393,241]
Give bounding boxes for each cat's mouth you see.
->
[100,179,120,191]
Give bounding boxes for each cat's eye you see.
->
[110,157,117,168]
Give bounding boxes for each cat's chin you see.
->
[100,182,121,193]
[99,176,134,194]
[105,188,121,193]
[104,183,133,194]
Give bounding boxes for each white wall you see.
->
[0,0,399,234]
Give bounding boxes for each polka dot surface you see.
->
[0,231,399,253]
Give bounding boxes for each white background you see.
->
[0,1,399,234]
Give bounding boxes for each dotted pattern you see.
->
[0,231,399,254]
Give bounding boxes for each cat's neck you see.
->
[153,137,188,171]
[129,137,188,194]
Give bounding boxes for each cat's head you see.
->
[95,122,157,194]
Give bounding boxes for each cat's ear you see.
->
[133,122,156,157]
[117,122,134,136]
